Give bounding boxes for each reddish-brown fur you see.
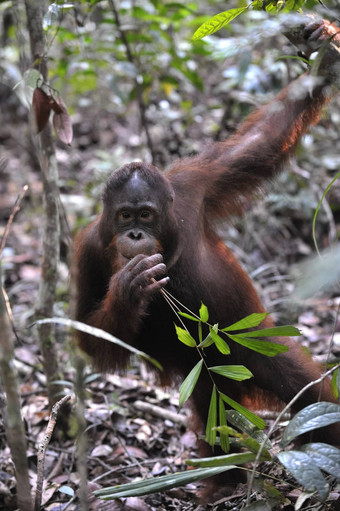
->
[75,19,340,499]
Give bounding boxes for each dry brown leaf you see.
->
[91,445,113,457]
[32,87,52,133]
[48,95,64,114]
[52,97,73,145]
[124,497,152,510]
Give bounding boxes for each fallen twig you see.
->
[134,399,188,425]
[35,394,72,511]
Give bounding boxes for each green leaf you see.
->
[199,302,209,322]
[23,69,42,89]
[219,394,229,453]
[221,313,268,332]
[216,425,238,437]
[198,331,215,349]
[265,0,283,12]
[94,466,234,499]
[331,367,340,398]
[238,326,301,337]
[178,312,200,322]
[36,318,162,370]
[301,443,340,479]
[220,393,265,430]
[206,386,217,446]
[210,328,230,355]
[209,365,253,381]
[226,410,271,448]
[174,325,196,347]
[277,0,305,12]
[215,429,272,461]
[179,360,203,409]
[300,442,340,480]
[187,451,256,467]
[240,437,272,460]
[227,335,289,356]
[281,402,340,447]
[192,7,248,40]
[277,451,329,500]
[260,481,285,505]
[252,0,265,9]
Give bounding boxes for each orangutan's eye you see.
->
[139,210,154,222]
[119,211,132,221]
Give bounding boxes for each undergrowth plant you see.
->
[172,301,296,451]
[93,299,340,506]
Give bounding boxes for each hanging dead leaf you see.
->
[32,87,52,133]
[48,94,64,115]
[52,97,73,145]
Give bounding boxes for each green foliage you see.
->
[191,0,323,41]
[199,302,209,322]
[175,304,300,452]
[175,305,292,446]
[93,466,234,499]
[226,409,271,446]
[260,0,305,13]
[218,393,229,452]
[187,451,265,467]
[175,325,196,347]
[223,321,299,357]
[279,450,330,500]
[168,305,340,503]
[192,7,248,40]
[206,385,217,446]
[209,365,253,381]
[281,401,340,447]
[226,335,290,356]
[331,367,340,398]
[277,403,340,500]
[300,443,340,479]
[41,0,210,104]
[221,312,269,331]
[178,359,202,408]
[220,393,266,430]
[37,317,163,370]
[207,328,230,354]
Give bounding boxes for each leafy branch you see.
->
[193,0,315,41]
[159,287,299,452]
[92,292,339,503]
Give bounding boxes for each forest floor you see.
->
[1,80,340,511]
